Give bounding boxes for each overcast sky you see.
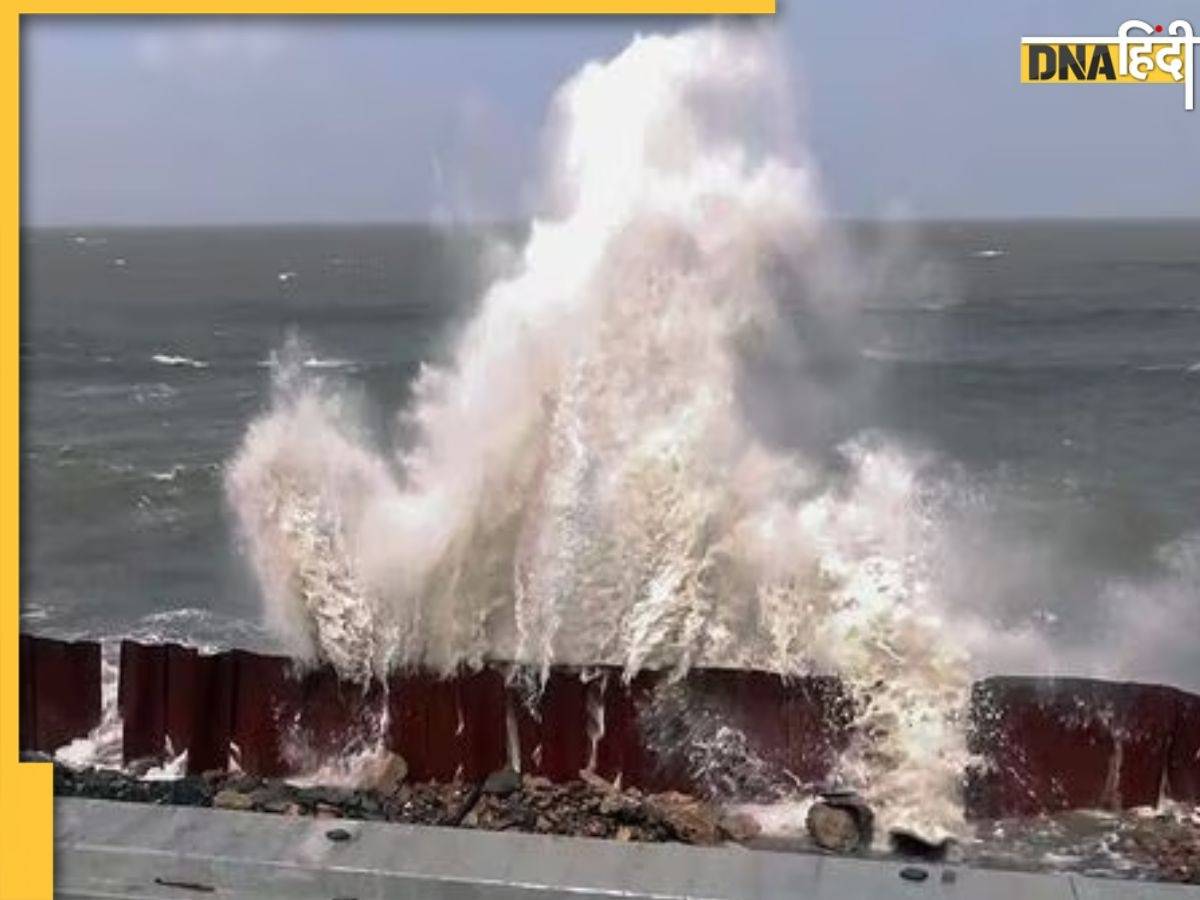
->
[22,3,1200,225]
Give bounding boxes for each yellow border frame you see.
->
[1,10,40,898]
[0,5,772,898]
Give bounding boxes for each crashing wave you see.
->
[226,27,970,839]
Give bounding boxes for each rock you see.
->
[806,802,863,853]
[579,770,617,793]
[648,792,722,846]
[718,812,761,843]
[482,767,521,797]
[599,791,638,817]
[302,786,356,807]
[821,792,874,849]
[368,752,408,796]
[249,783,292,810]
[522,774,552,792]
[222,774,262,794]
[212,789,254,812]
[168,776,213,807]
[583,819,609,838]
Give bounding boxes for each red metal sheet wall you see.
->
[967,677,1183,817]
[21,634,1200,819]
[20,634,102,754]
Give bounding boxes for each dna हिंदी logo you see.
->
[1021,19,1196,110]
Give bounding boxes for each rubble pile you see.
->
[50,756,755,848]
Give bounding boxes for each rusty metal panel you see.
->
[512,669,593,781]
[734,671,790,769]
[450,668,509,781]
[1166,688,1200,803]
[164,645,237,775]
[781,675,853,789]
[119,641,168,764]
[26,632,1200,817]
[292,666,387,764]
[387,669,433,779]
[416,673,463,781]
[592,670,656,785]
[387,669,506,782]
[19,633,34,752]
[966,677,1177,818]
[230,650,302,777]
[24,635,102,754]
[630,669,849,798]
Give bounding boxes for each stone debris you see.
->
[718,811,761,843]
[463,773,736,845]
[366,752,408,796]
[1115,813,1200,883]
[806,801,862,853]
[52,763,749,847]
[968,806,1200,884]
[806,791,874,854]
[49,762,1200,884]
[481,766,521,798]
[822,791,875,849]
[212,789,255,811]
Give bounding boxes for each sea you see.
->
[20,219,1200,690]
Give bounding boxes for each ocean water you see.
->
[23,219,1200,677]
[21,224,506,649]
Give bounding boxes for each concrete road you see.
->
[54,798,1198,899]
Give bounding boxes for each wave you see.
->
[119,608,275,654]
[227,27,971,840]
[146,462,220,484]
[256,356,358,371]
[1137,362,1200,374]
[151,353,209,369]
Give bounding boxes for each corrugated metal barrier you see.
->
[19,633,1200,817]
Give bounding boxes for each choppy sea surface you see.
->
[20,220,1200,688]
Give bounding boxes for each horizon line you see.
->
[21,212,1200,231]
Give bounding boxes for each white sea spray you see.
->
[226,27,973,839]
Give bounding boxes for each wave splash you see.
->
[226,27,970,839]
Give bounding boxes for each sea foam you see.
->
[226,27,972,839]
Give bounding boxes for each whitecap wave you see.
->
[151,353,209,369]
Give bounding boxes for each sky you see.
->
[21,3,1200,225]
